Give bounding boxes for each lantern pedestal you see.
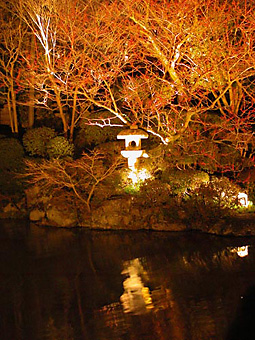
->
[121,150,144,170]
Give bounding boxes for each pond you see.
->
[0,219,255,340]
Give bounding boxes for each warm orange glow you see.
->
[231,246,249,257]
[237,192,250,207]
[128,168,151,184]
[221,191,252,208]
[120,258,153,314]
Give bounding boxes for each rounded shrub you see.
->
[136,179,171,206]
[23,127,56,157]
[46,136,74,159]
[0,137,25,195]
[0,137,24,171]
[182,176,242,225]
[203,177,241,209]
[162,169,210,196]
[75,125,121,149]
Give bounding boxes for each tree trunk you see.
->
[69,87,78,141]
[10,72,18,133]
[28,35,35,128]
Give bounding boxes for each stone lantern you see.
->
[117,125,148,170]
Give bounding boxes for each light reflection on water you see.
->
[0,220,255,340]
[120,258,153,315]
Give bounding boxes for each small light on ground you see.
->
[231,246,249,258]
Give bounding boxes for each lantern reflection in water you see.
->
[120,258,153,315]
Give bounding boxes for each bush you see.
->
[182,177,242,225]
[75,125,121,149]
[161,169,210,196]
[23,127,56,157]
[24,150,123,211]
[198,177,241,209]
[0,137,24,171]
[135,179,171,206]
[23,128,74,159]
[46,136,74,159]
[0,137,25,195]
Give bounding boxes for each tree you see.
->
[0,3,28,133]
[14,0,255,171]
[24,151,123,211]
[116,0,255,171]
[17,0,132,139]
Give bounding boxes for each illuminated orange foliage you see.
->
[10,0,255,170]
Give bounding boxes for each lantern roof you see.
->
[117,126,148,139]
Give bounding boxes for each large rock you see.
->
[90,197,187,231]
[45,199,78,228]
[25,185,50,208]
[91,197,133,229]
[29,209,45,222]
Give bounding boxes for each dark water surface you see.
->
[1,219,255,340]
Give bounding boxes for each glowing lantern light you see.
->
[237,192,249,207]
[117,125,148,170]
[221,191,252,208]
[237,246,249,257]
[230,245,249,257]
[128,168,151,184]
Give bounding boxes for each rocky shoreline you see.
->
[1,185,255,238]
